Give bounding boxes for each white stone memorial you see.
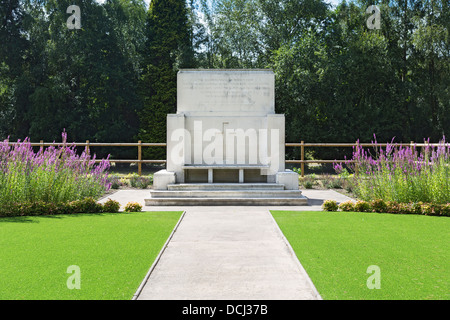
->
[146,69,307,205]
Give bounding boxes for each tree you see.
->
[0,0,29,138]
[409,0,450,139]
[206,0,263,68]
[0,0,145,161]
[139,0,195,159]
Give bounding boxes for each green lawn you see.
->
[271,211,449,300]
[0,211,182,300]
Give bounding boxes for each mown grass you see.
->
[271,211,449,300]
[0,211,182,300]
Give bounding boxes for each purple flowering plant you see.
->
[0,131,111,206]
[334,135,450,204]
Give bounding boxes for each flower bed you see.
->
[0,132,111,206]
[322,199,450,216]
[334,136,450,204]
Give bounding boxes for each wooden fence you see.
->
[286,141,446,177]
[7,140,445,177]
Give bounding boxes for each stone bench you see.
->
[182,164,270,183]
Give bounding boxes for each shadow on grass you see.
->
[0,212,124,223]
[0,216,39,223]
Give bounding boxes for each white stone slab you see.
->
[177,69,275,116]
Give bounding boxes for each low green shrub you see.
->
[354,200,371,212]
[0,198,120,217]
[124,202,142,213]
[102,199,121,213]
[322,200,338,212]
[411,202,423,214]
[398,202,413,214]
[74,197,103,214]
[385,201,400,214]
[320,198,450,216]
[441,203,450,216]
[338,200,355,212]
[304,181,314,189]
[370,199,388,213]
[420,203,446,216]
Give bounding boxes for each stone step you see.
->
[167,183,285,191]
[150,189,303,199]
[144,197,308,206]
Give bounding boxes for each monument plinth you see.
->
[146,69,307,205]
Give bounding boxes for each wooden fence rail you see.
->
[7,140,446,177]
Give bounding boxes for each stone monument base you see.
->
[146,170,308,206]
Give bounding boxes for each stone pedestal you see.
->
[153,170,176,191]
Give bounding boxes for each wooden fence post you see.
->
[300,141,305,177]
[355,140,359,176]
[138,140,142,176]
[85,140,90,155]
[40,140,44,153]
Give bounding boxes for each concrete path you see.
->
[98,189,354,300]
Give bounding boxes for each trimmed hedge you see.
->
[323,198,450,216]
[0,198,121,217]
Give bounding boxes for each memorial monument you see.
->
[145,69,307,205]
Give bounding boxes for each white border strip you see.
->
[268,210,323,300]
[132,210,187,300]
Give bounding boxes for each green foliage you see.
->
[108,174,124,189]
[129,174,152,189]
[322,199,338,211]
[340,139,450,204]
[1,0,448,165]
[108,173,152,189]
[0,134,110,207]
[338,200,355,212]
[324,198,450,217]
[138,0,195,159]
[1,0,145,159]
[321,174,345,189]
[300,174,317,189]
[354,200,371,212]
[0,197,105,217]
[102,198,121,213]
[370,199,388,213]
[124,201,142,212]
[71,197,104,214]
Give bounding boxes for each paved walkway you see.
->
[99,189,354,300]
